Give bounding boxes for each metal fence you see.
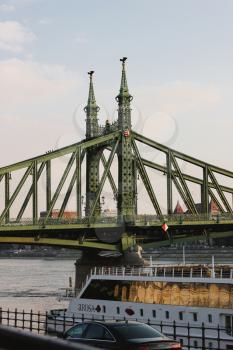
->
[0,308,232,350]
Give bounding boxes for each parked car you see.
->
[62,320,182,349]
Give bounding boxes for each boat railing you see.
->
[90,265,233,280]
[56,288,80,300]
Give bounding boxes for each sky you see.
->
[0,0,233,213]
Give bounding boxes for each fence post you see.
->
[173,320,176,340]
[14,308,17,328]
[29,309,33,332]
[0,307,2,325]
[217,324,220,350]
[63,311,66,334]
[54,314,57,333]
[201,322,205,350]
[22,310,25,330]
[187,322,190,350]
[37,311,40,333]
[7,308,9,326]
[44,311,48,335]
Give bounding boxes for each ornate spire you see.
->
[116,57,132,130]
[85,71,99,116]
[116,57,132,102]
[84,71,100,138]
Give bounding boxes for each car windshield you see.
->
[111,323,163,340]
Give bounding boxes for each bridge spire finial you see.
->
[119,57,128,93]
[116,57,133,129]
[84,70,100,139]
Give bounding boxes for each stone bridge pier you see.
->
[74,245,149,290]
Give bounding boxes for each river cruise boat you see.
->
[47,264,233,349]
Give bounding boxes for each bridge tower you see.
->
[116,57,137,219]
[85,71,101,217]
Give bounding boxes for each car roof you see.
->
[72,320,149,326]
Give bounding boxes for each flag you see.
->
[162,223,168,233]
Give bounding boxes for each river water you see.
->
[0,259,76,313]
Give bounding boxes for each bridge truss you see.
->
[1,58,233,252]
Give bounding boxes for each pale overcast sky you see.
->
[0,0,233,213]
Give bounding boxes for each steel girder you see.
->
[133,131,233,215]
[131,138,162,216]
[0,133,120,226]
[0,128,233,233]
[0,131,120,175]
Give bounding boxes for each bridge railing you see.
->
[90,265,233,279]
[1,213,233,227]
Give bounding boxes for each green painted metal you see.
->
[46,160,51,213]
[0,131,120,175]
[32,161,38,224]
[58,149,84,218]
[85,149,102,217]
[166,151,172,214]
[89,139,119,218]
[101,153,118,200]
[0,164,33,224]
[76,148,82,218]
[132,138,162,216]
[134,131,233,178]
[142,158,233,194]
[17,162,46,221]
[0,236,119,251]
[170,153,198,214]
[5,173,10,223]
[141,230,233,249]
[208,188,225,213]
[121,233,136,251]
[1,59,233,253]
[58,168,77,218]
[208,168,232,213]
[85,71,100,139]
[85,72,102,216]
[44,150,78,222]
[172,174,192,212]
[202,165,209,215]
[116,58,136,218]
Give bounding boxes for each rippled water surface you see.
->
[0,259,76,312]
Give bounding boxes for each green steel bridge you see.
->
[1,58,233,254]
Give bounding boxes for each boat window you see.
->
[193,312,197,322]
[179,311,183,321]
[208,314,212,323]
[152,310,156,318]
[66,323,88,338]
[226,315,233,336]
